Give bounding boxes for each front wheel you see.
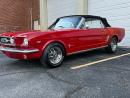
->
[40,43,65,68]
[106,37,118,53]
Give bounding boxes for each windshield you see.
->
[52,16,82,29]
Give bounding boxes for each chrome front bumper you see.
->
[0,46,39,53]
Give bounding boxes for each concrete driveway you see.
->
[0,47,130,98]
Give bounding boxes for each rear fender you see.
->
[106,28,119,43]
[107,28,125,43]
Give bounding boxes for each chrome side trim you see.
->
[0,46,39,53]
[67,45,108,55]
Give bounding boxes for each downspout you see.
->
[29,8,33,30]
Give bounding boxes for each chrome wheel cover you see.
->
[48,46,63,65]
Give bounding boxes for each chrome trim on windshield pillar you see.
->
[76,17,85,29]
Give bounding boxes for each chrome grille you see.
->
[0,37,11,44]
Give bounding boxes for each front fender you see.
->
[41,39,68,55]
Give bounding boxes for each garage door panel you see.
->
[90,9,130,17]
[89,3,130,12]
[89,3,130,11]
[89,0,130,11]
[89,0,130,46]
[108,16,130,21]
[89,0,129,4]
[89,7,130,18]
[108,20,130,28]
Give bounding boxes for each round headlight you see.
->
[10,38,15,44]
[23,38,28,46]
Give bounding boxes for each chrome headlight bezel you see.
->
[23,38,29,46]
[10,38,15,44]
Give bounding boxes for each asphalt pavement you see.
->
[0,47,130,98]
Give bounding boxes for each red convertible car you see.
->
[0,15,125,68]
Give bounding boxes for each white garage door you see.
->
[48,0,76,26]
[88,0,130,46]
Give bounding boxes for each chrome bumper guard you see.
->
[0,46,39,53]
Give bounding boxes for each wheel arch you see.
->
[41,40,68,56]
[112,35,119,42]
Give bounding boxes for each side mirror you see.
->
[85,24,89,29]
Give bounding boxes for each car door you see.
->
[77,19,108,50]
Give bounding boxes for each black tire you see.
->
[106,37,118,53]
[40,43,65,68]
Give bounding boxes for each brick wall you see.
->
[0,0,39,33]
[32,0,40,20]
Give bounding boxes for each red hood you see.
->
[0,30,45,38]
[0,29,77,39]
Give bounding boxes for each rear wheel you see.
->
[106,37,118,53]
[40,43,65,68]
